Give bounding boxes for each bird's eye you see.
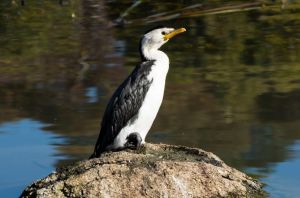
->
[162,31,166,35]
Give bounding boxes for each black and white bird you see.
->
[90,27,186,158]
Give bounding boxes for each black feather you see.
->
[90,60,155,158]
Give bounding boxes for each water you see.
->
[0,119,65,197]
[1,0,300,197]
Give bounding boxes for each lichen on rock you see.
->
[20,143,266,198]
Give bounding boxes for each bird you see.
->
[90,26,186,158]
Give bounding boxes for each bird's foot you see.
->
[125,132,142,150]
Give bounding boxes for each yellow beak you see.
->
[164,28,186,41]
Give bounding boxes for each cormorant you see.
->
[90,27,186,158]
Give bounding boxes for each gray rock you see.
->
[20,143,266,198]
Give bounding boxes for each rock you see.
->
[20,143,265,198]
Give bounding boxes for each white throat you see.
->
[141,48,169,64]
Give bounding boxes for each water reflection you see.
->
[85,86,99,103]
[247,141,300,198]
[0,0,300,197]
[0,119,65,197]
[257,90,300,121]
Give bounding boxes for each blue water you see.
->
[261,142,300,197]
[0,119,65,197]
[245,141,300,197]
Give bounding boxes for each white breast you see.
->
[111,52,169,149]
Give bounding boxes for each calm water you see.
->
[1,0,300,197]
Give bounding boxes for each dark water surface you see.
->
[1,0,300,197]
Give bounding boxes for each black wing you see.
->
[90,60,155,158]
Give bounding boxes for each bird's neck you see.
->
[141,48,169,64]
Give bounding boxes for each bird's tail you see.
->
[89,146,105,159]
[89,149,102,159]
[89,153,96,159]
[89,127,107,159]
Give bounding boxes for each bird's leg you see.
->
[125,132,142,150]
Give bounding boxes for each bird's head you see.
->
[140,27,186,60]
